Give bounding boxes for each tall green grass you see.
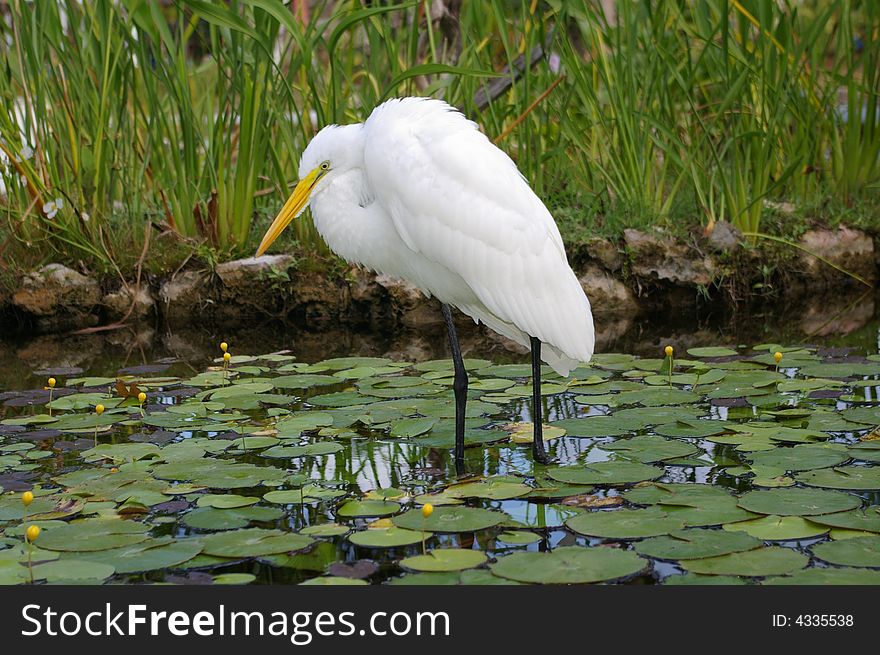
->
[0,0,878,275]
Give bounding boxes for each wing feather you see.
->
[363,98,594,364]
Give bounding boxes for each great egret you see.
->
[257,97,594,466]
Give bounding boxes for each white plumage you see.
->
[260,97,595,376]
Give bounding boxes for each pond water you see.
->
[1,294,879,585]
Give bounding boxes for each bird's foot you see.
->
[532,446,553,466]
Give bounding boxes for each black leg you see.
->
[441,303,467,470]
[531,336,549,464]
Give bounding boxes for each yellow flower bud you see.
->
[220,342,228,352]
[773,351,783,363]
[26,525,40,542]
[421,503,434,519]
[22,491,34,507]
[47,377,56,388]
[223,352,231,362]
[95,404,105,415]
[137,392,147,404]
[664,345,674,357]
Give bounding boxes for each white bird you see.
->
[257,97,594,465]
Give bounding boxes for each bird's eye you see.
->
[320,162,330,171]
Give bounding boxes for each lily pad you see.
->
[75,537,203,573]
[796,466,880,490]
[183,506,283,530]
[337,500,401,518]
[748,445,849,472]
[547,461,663,486]
[490,546,647,584]
[566,508,685,539]
[36,520,151,552]
[807,507,880,533]
[349,527,431,548]
[497,531,542,545]
[399,549,486,572]
[601,435,699,463]
[388,570,520,585]
[763,568,880,585]
[688,347,739,357]
[811,536,880,567]
[635,529,761,560]
[300,524,350,538]
[31,559,116,582]
[446,478,532,500]
[681,546,809,577]
[722,515,829,541]
[393,506,504,533]
[200,528,313,558]
[737,488,861,516]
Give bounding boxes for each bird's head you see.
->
[256,124,363,256]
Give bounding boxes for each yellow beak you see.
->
[255,166,322,257]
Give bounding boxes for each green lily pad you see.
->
[300,524,350,537]
[566,508,685,539]
[623,483,756,526]
[31,559,116,582]
[655,420,724,438]
[635,529,761,560]
[490,546,647,584]
[349,527,431,548]
[687,347,739,357]
[388,570,520,585]
[183,506,283,530]
[497,531,542,545]
[393,506,504,533]
[812,536,880,567]
[200,529,313,558]
[261,442,344,458]
[613,387,701,406]
[36,520,151,552]
[796,466,880,490]
[681,546,809,577]
[722,515,829,540]
[263,486,346,505]
[196,494,260,509]
[763,568,880,585]
[748,445,849,472]
[550,416,639,438]
[213,573,257,585]
[337,500,401,518]
[389,417,437,438]
[601,435,699,463]
[547,461,663,486]
[807,507,880,533]
[737,488,861,516]
[75,537,203,573]
[446,479,532,500]
[399,548,487,572]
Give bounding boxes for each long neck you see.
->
[309,169,403,274]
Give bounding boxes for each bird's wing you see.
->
[363,98,594,363]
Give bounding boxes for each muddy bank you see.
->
[1,224,876,343]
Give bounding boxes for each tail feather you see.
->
[458,303,585,377]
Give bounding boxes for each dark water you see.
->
[1,288,876,389]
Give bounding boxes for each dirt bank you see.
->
[1,224,875,341]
